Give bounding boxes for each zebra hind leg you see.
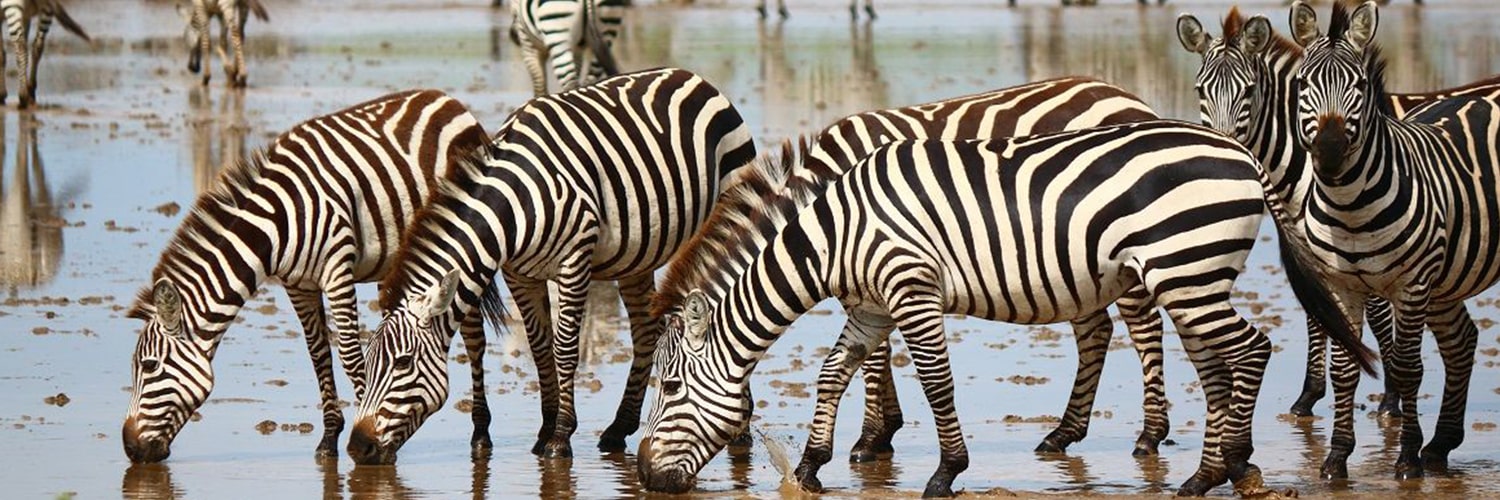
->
[1366,297,1402,418]
[1419,302,1479,475]
[1289,317,1329,416]
[1036,309,1112,454]
[507,275,562,457]
[1389,292,1429,480]
[849,339,902,462]
[460,312,494,459]
[888,287,968,498]
[1117,285,1170,457]
[598,274,658,453]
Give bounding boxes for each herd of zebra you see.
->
[115,0,1500,497]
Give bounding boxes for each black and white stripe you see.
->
[1287,0,1500,480]
[180,0,268,88]
[1176,7,1500,423]
[1,0,88,108]
[348,67,756,465]
[508,0,622,96]
[654,77,1172,462]
[121,89,490,463]
[638,120,1375,496]
[755,0,875,19]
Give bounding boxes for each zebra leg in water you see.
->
[849,339,902,463]
[598,273,661,452]
[1035,309,1114,454]
[796,310,897,491]
[21,8,48,108]
[458,311,495,459]
[537,254,597,458]
[887,285,969,498]
[6,3,29,107]
[1419,301,1479,474]
[225,0,247,87]
[1320,292,1370,479]
[1118,285,1171,456]
[507,274,563,457]
[1290,317,1328,416]
[286,287,347,458]
[1365,297,1402,417]
[1389,288,1431,480]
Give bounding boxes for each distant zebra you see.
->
[756,0,875,19]
[1,0,89,108]
[347,68,756,465]
[179,0,269,87]
[1175,8,1500,422]
[121,90,490,463]
[638,122,1376,497]
[509,0,622,96]
[1287,0,1500,480]
[655,77,1174,461]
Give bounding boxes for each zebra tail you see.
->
[53,3,91,42]
[583,0,619,77]
[479,280,513,340]
[1255,164,1378,376]
[248,0,271,22]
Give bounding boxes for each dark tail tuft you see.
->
[1277,226,1377,375]
[583,0,619,77]
[479,280,512,341]
[248,0,271,22]
[53,3,91,42]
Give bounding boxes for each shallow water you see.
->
[4,0,1500,498]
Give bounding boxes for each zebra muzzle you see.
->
[1311,115,1351,177]
[348,419,398,465]
[122,417,172,463]
[636,436,695,493]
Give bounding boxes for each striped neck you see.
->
[1307,91,1406,226]
[1248,46,1314,221]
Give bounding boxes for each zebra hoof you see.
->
[1176,474,1219,497]
[1394,456,1424,480]
[794,464,825,493]
[1375,397,1402,419]
[1034,438,1067,454]
[729,430,753,448]
[541,440,573,459]
[1319,456,1349,480]
[597,434,628,453]
[471,434,494,460]
[849,442,894,463]
[1421,451,1450,475]
[921,474,957,498]
[1132,439,1160,457]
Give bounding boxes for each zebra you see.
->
[179,0,269,88]
[1,0,89,108]
[653,76,1174,461]
[121,89,491,463]
[347,67,757,465]
[755,0,875,19]
[1288,0,1500,480]
[638,121,1377,497]
[1175,7,1500,422]
[509,0,622,97]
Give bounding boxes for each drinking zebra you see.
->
[509,0,622,96]
[1,0,89,108]
[347,67,756,465]
[121,90,490,463]
[638,121,1376,497]
[180,0,269,87]
[654,76,1176,461]
[1175,7,1500,421]
[1287,0,1500,480]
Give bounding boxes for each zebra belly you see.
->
[940,259,1130,325]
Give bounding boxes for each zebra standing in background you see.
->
[509,0,623,96]
[121,90,491,463]
[1287,0,1500,480]
[1175,8,1500,422]
[1,0,89,108]
[638,123,1377,497]
[756,0,876,19]
[654,77,1178,462]
[347,68,756,465]
[180,0,269,88]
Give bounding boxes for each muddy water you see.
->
[4,0,1500,498]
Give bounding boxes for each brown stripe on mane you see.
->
[651,138,817,317]
[1221,5,1302,57]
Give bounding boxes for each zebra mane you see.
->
[651,138,819,317]
[1220,6,1301,58]
[1323,0,1395,118]
[128,150,273,321]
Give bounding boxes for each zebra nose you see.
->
[348,419,395,465]
[122,417,171,463]
[637,437,694,493]
[1312,115,1350,176]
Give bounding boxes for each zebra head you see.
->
[1290,0,1382,179]
[1177,11,1277,142]
[122,277,216,463]
[638,289,752,494]
[348,270,463,465]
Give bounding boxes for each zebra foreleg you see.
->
[1365,297,1402,418]
[459,311,494,459]
[598,274,659,452]
[849,339,902,462]
[24,14,48,107]
[1318,291,1368,479]
[1036,309,1112,454]
[1390,288,1430,480]
[227,5,248,87]
[507,274,562,457]
[889,287,968,498]
[194,2,212,85]
[1420,302,1478,474]
[798,311,894,491]
[1289,318,1328,416]
[8,8,30,108]
[287,287,345,459]
[538,257,596,459]
[1117,285,1170,456]
[323,257,368,401]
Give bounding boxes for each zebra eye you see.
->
[662,379,683,396]
[140,359,161,373]
[394,354,414,371]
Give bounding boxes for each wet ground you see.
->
[4,0,1500,498]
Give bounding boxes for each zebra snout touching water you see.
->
[1175,6,1500,427]
[0,0,90,108]
[638,122,1378,497]
[1286,0,1500,480]
[179,0,269,88]
[121,90,490,463]
[348,67,756,465]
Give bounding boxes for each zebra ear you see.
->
[682,289,711,343]
[1346,1,1379,49]
[1175,14,1209,55]
[1289,1,1321,48]
[152,278,184,332]
[411,270,463,320]
[1241,16,1274,55]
